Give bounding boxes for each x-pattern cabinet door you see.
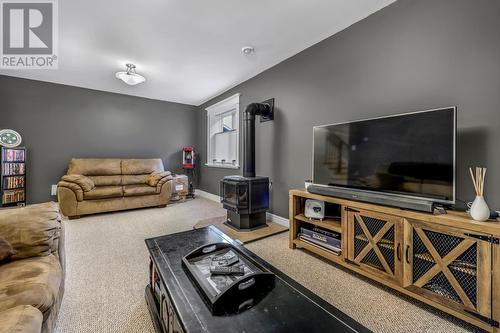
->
[403,219,492,320]
[347,208,403,284]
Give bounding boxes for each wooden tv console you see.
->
[289,189,500,332]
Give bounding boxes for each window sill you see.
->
[205,163,240,169]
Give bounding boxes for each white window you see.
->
[206,93,240,169]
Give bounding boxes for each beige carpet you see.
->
[194,216,288,243]
[55,198,226,333]
[55,197,483,333]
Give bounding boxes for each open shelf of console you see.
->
[290,192,344,264]
[294,213,342,233]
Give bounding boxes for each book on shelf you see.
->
[2,189,25,204]
[2,162,25,175]
[2,149,25,162]
[3,176,25,189]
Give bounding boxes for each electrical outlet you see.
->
[51,185,58,196]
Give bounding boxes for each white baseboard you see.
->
[195,189,289,228]
[195,189,221,202]
[265,212,289,227]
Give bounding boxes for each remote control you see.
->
[211,255,239,267]
[212,250,237,262]
[210,265,245,276]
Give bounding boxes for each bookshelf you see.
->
[1,147,26,207]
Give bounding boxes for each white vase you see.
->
[470,196,490,221]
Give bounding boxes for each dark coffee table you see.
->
[145,226,371,333]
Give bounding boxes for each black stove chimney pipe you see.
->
[243,102,272,178]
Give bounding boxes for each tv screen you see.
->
[313,107,456,204]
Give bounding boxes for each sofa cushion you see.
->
[0,237,15,261]
[146,171,171,187]
[67,159,121,176]
[123,185,157,197]
[88,175,122,186]
[0,204,61,260]
[0,255,62,317]
[121,159,164,175]
[61,174,95,192]
[0,305,43,333]
[122,174,149,185]
[83,186,123,200]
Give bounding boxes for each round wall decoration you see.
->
[0,129,22,148]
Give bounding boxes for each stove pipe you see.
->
[243,102,272,177]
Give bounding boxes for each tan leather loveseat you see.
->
[57,159,173,219]
[0,202,64,333]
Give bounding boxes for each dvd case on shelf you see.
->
[2,163,25,175]
[2,176,25,189]
[2,149,25,162]
[2,189,25,204]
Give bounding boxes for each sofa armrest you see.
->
[156,175,173,193]
[0,305,43,333]
[158,178,173,205]
[57,184,79,218]
[61,174,95,192]
[0,202,62,260]
[57,181,83,201]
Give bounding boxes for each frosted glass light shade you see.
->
[115,71,146,85]
[115,63,146,86]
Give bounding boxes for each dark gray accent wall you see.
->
[196,0,500,218]
[1,76,197,203]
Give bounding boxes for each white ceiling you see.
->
[0,0,396,106]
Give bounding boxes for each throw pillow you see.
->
[0,237,15,261]
[146,171,171,187]
[61,174,95,192]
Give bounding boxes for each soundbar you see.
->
[307,185,437,213]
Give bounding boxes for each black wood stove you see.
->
[221,100,274,230]
[220,175,269,230]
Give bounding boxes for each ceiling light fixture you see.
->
[115,63,146,86]
[241,46,254,55]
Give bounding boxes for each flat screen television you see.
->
[311,107,456,211]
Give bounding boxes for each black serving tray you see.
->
[182,242,275,315]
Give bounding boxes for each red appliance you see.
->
[182,147,195,199]
[182,147,194,169]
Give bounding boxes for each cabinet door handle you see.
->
[396,243,401,261]
[405,245,411,264]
